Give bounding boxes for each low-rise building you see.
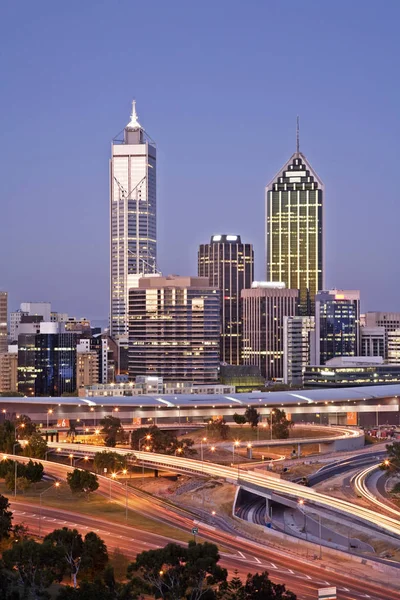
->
[304,356,400,387]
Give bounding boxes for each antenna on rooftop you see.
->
[296,116,300,154]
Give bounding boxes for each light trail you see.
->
[352,464,400,519]
[46,441,400,539]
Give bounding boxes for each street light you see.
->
[200,437,207,462]
[232,440,240,464]
[68,454,74,467]
[122,468,128,520]
[110,472,117,500]
[39,481,60,536]
[47,409,53,428]
[138,434,151,451]
[270,410,275,441]
[175,447,183,456]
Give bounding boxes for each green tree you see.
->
[80,532,109,581]
[208,418,230,440]
[17,415,37,437]
[23,432,48,459]
[0,494,13,539]
[67,469,99,497]
[268,409,292,440]
[128,540,227,600]
[221,570,245,600]
[24,459,44,484]
[56,579,116,600]
[44,527,84,588]
[131,426,196,456]
[232,413,246,426]
[0,420,17,454]
[100,416,125,447]
[3,538,64,597]
[93,450,126,474]
[243,571,296,599]
[244,407,260,429]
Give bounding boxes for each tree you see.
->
[3,538,64,597]
[0,494,13,540]
[24,459,44,484]
[221,570,245,600]
[80,532,109,581]
[100,416,125,447]
[131,425,197,457]
[23,432,48,459]
[128,540,227,600]
[383,441,400,472]
[244,407,260,429]
[44,527,84,588]
[243,571,296,600]
[17,415,37,437]
[268,409,292,440]
[208,418,230,440]
[0,420,17,454]
[67,469,99,497]
[56,579,116,600]
[93,450,126,474]
[232,414,246,426]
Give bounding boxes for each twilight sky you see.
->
[1,1,399,321]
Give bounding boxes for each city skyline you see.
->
[2,2,400,319]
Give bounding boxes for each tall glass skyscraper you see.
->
[198,235,254,365]
[266,136,324,315]
[110,101,157,339]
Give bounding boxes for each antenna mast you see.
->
[296,116,300,154]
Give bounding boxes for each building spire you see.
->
[126,100,141,129]
[296,116,300,154]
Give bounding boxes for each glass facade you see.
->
[129,277,220,383]
[304,365,400,388]
[198,235,254,365]
[110,104,157,339]
[266,154,323,315]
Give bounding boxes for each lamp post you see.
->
[138,434,151,451]
[232,440,240,464]
[68,454,74,467]
[270,410,275,441]
[110,472,117,500]
[200,437,207,462]
[298,499,306,538]
[122,468,128,521]
[13,442,19,498]
[47,409,53,428]
[39,482,60,536]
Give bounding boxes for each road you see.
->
[10,501,399,600]
[353,464,400,519]
[45,441,400,539]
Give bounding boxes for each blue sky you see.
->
[1,0,399,320]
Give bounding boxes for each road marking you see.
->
[253,557,261,564]
[269,562,277,569]
[238,551,246,558]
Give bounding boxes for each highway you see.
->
[352,464,400,519]
[10,500,399,600]
[46,441,400,540]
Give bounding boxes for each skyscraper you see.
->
[198,234,254,365]
[283,315,315,386]
[110,101,157,339]
[0,292,7,354]
[313,290,360,365]
[265,125,324,315]
[241,283,299,381]
[129,276,220,383]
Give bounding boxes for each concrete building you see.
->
[304,356,400,388]
[0,349,18,393]
[387,330,400,364]
[242,283,299,381]
[0,292,7,354]
[110,101,157,339]
[265,131,324,316]
[198,234,254,365]
[365,312,400,358]
[20,302,51,322]
[128,275,220,383]
[77,351,99,389]
[11,302,55,341]
[314,290,360,365]
[283,315,315,386]
[361,327,385,359]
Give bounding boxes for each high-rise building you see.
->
[0,350,18,393]
[198,234,254,365]
[313,290,360,365]
[361,327,385,359]
[18,333,78,396]
[283,315,315,386]
[265,129,324,315]
[129,275,220,383]
[241,283,299,381]
[110,101,157,339]
[365,312,400,358]
[0,292,8,353]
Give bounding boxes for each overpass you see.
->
[46,441,400,540]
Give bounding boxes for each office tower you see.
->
[18,332,78,396]
[387,331,400,364]
[129,275,220,383]
[365,312,400,358]
[10,302,53,342]
[110,101,157,339]
[77,343,100,389]
[198,234,254,365]
[283,315,315,386]
[241,283,299,381]
[265,126,324,315]
[0,350,18,393]
[361,327,385,359]
[314,290,360,365]
[0,292,7,353]
[20,302,51,321]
